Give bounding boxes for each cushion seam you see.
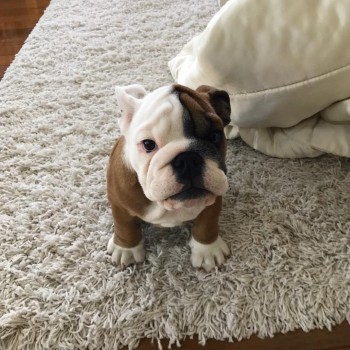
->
[232,62,350,97]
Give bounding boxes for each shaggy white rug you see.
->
[1,0,350,349]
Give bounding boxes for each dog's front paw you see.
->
[189,236,229,272]
[107,236,145,267]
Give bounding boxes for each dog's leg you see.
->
[189,196,230,271]
[107,204,145,267]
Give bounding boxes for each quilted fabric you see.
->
[169,0,350,158]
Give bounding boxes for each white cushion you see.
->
[169,0,350,158]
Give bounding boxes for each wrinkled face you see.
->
[115,84,231,211]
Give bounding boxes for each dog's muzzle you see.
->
[170,151,208,200]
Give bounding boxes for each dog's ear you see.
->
[196,85,231,126]
[115,84,147,134]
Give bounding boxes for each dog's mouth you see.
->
[161,187,215,211]
[168,187,210,201]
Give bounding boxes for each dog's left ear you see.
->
[196,85,231,126]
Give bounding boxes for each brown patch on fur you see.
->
[173,84,230,167]
[173,84,231,138]
[107,136,150,247]
[191,196,222,244]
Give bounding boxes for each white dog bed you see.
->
[169,0,350,158]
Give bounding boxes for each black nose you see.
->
[171,151,204,183]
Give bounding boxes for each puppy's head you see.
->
[115,83,231,211]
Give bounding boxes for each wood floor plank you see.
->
[0,55,16,66]
[0,38,26,55]
[0,28,33,40]
[0,17,45,30]
[0,65,7,80]
[132,322,350,350]
[0,6,44,15]
[0,0,49,11]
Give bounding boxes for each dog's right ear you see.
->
[115,84,147,134]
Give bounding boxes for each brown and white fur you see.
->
[107,84,231,271]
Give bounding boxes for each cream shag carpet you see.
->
[1,0,350,349]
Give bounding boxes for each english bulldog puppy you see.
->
[107,84,231,271]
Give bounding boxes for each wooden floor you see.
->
[134,323,350,350]
[1,1,350,349]
[0,0,50,79]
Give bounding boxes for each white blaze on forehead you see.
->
[124,85,191,201]
[130,85,185,146]
[124,85,186,175]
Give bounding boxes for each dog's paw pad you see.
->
[107,237,145,267]
[189,236,229,272]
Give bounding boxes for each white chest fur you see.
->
[140,202,205,227]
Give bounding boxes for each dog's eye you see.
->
[142,139,156,152]
[209,130,223,146]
